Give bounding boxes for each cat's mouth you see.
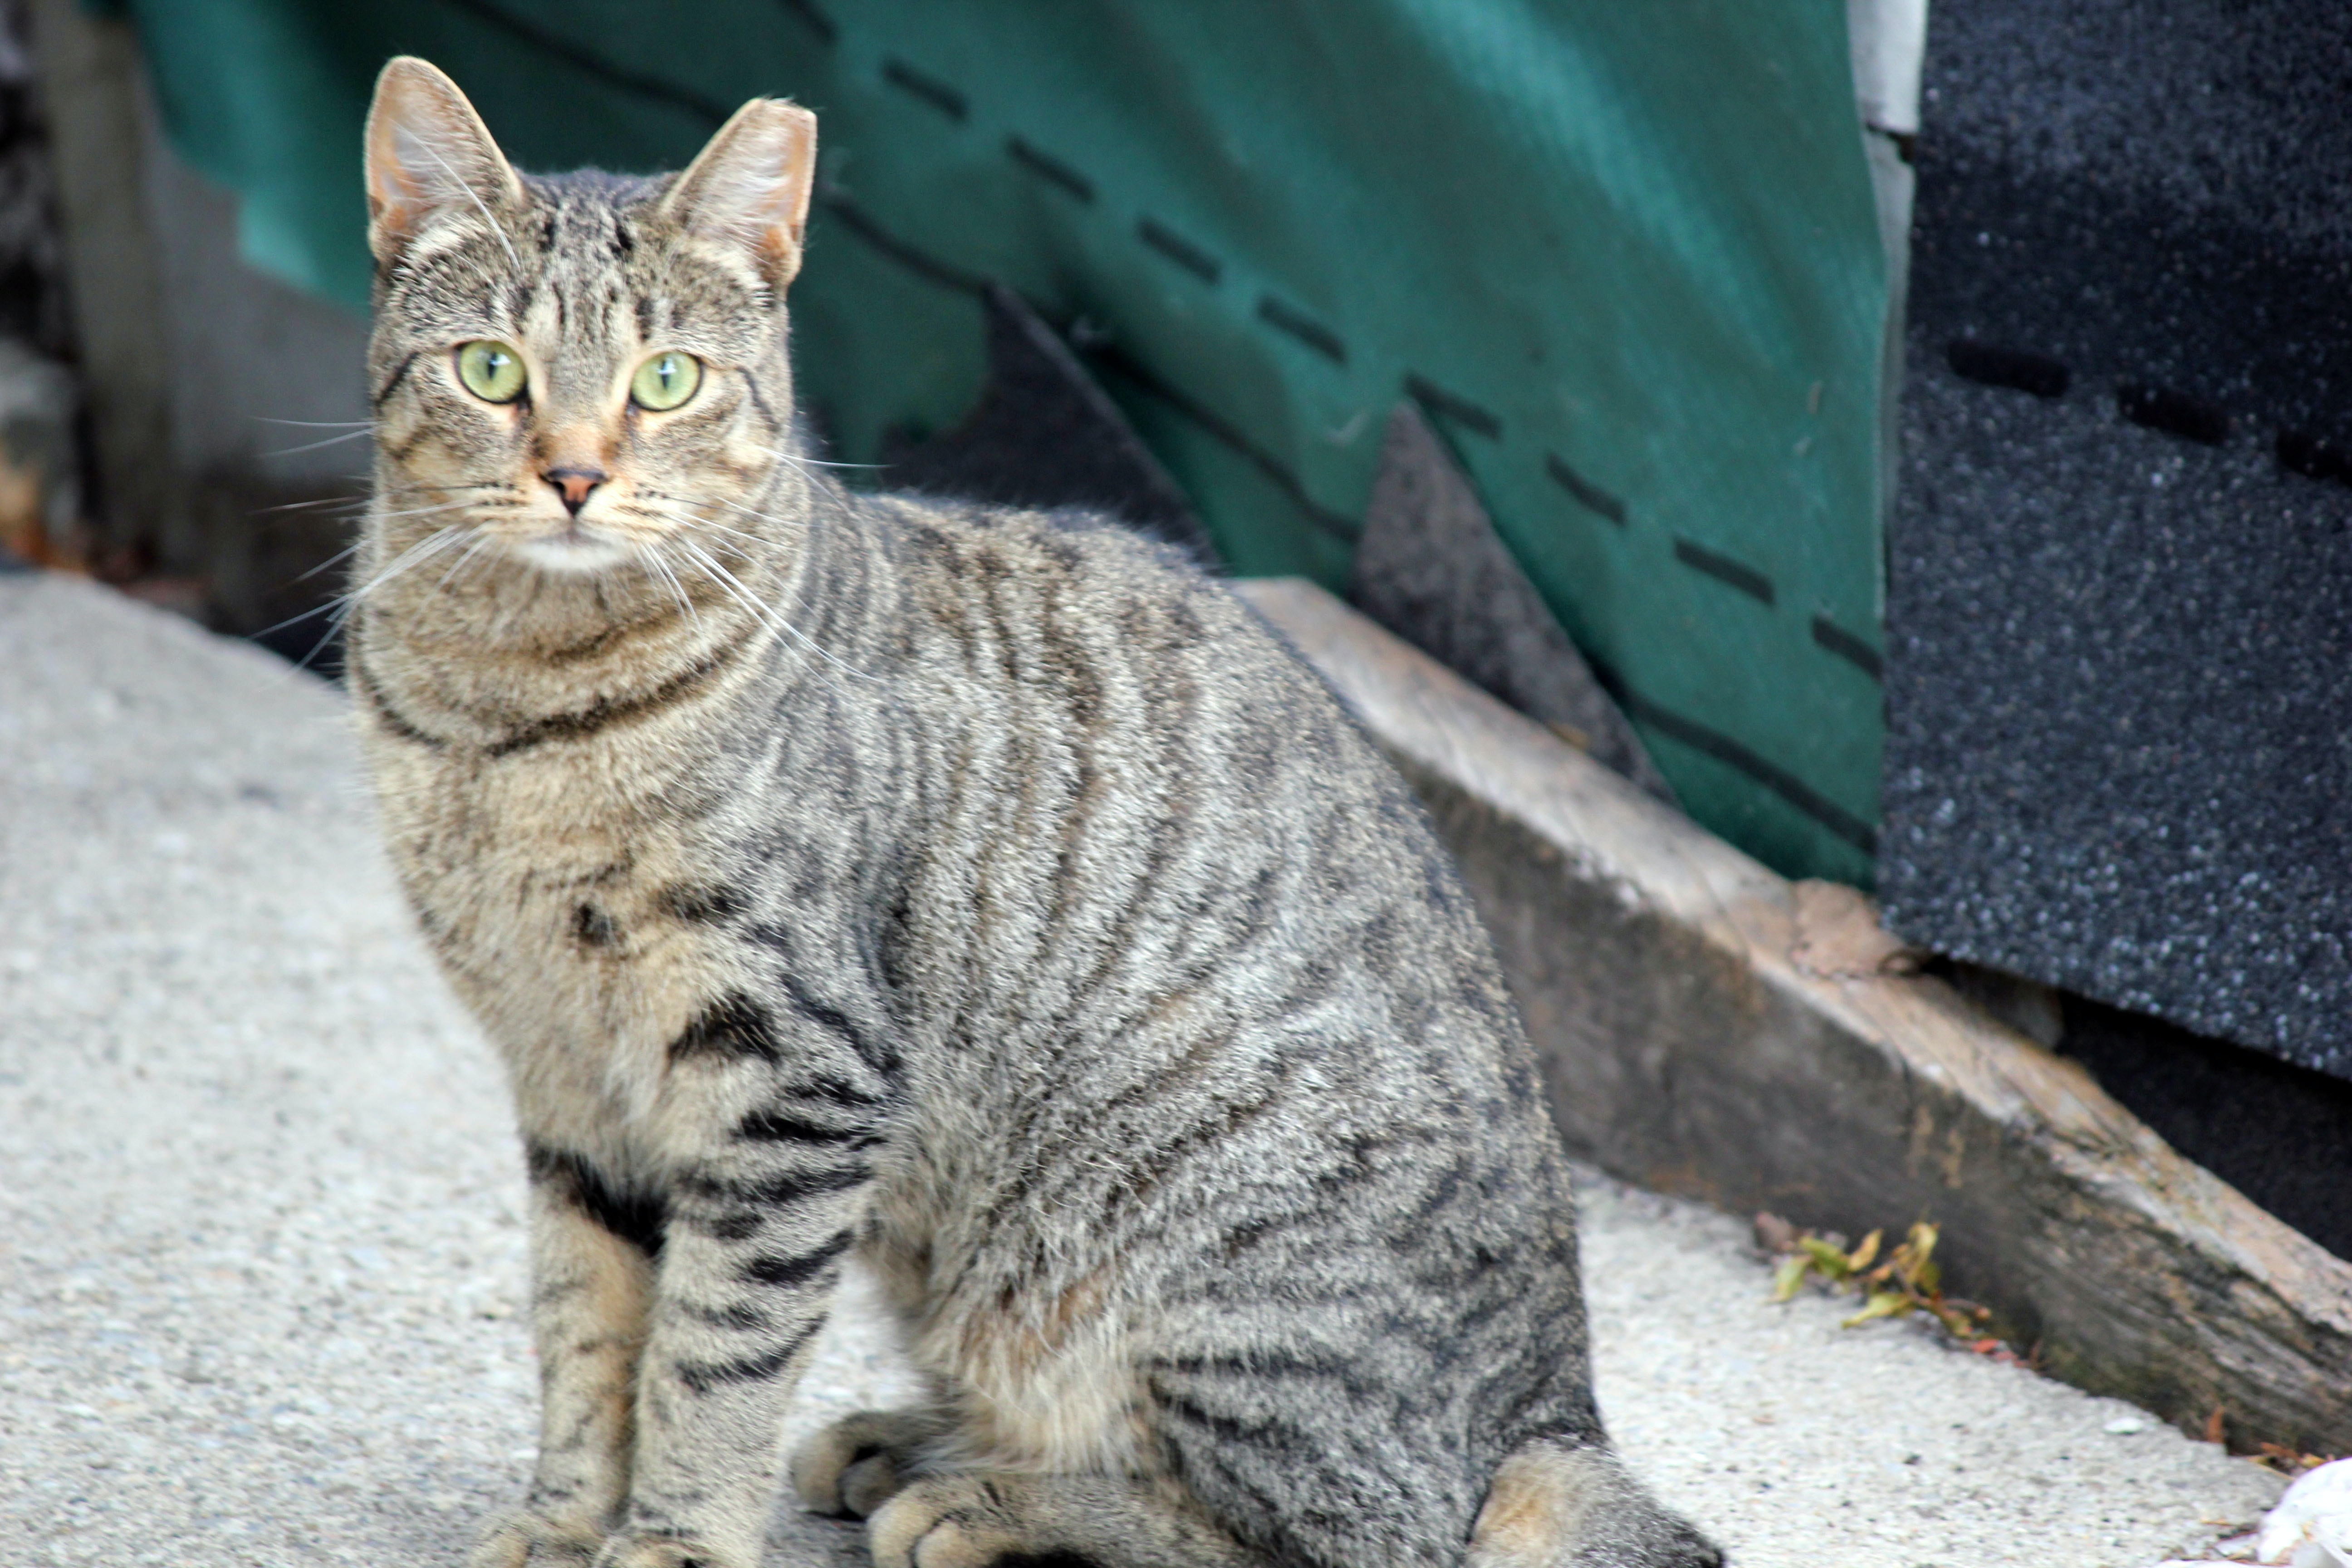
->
[509,517,634,576]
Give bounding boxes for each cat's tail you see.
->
[1467,1439,1725,1568]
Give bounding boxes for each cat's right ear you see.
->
[657,98,819,288]
[363,57,524,267]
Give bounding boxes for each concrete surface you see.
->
[0,572,2285,1566]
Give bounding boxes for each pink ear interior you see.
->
[363,57,521,261]
[660,100,820,285]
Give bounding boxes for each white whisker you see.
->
[292,541,365,584]
[672,536,875,686]
[264,429,377,457]
[633,542,700,628]
[372,497,504,524]
[250,524,469,641]
[769,447,885,471]
[251,495,370,515]
[410,134,522,272]
[434,533,497,591]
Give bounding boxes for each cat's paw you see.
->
[469,1508,602,1568]
[1471,1442,1722,1568]
[866,1477,1028,1568]
[790,1408,947,1518]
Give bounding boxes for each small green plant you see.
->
[1763,1217,1997,1343]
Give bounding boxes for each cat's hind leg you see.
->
[790,1407,954,1518]
[866,1472,1267,1568]
[1466,1441,1721,1568]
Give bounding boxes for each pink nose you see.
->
[544,466,607,515]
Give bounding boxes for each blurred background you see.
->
[0,0,2343,1263]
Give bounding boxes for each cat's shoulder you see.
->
[865,490,1244,628]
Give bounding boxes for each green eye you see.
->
[631,351,702,412]
[455,340,526,403]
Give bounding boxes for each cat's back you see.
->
[873,492,1404,827]
[863,488,1524,1065]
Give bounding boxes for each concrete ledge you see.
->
[1240,576,2352,1455]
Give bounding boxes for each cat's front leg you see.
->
[472,1145,661,1567]
[595,1110,877,1568]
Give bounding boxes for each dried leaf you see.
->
[1848,1230,1883,1271]
[1842,1291,1912,1328]
[1771,1255,1810,1303]
[1907,1222,1940,1270]
[1930,1302,1979,1338]
[1799,1237,1852,1279]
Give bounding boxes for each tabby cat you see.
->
[350,56,1719,1568]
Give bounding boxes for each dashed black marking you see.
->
[2119,382,2229,446]
[817,186,1357,544]
[2278,429,2352,486]
[1137,218,1222,284]
[1946,340,2070,399]
[1255,296,1345,363]
[572,902,619,947]
[1672,539,1774,605]
[882,58,968,122]
[1007,137,1094,202]
[1810,614,1882,680]
[1404,373,1501,439]
[1545,452,1626,524]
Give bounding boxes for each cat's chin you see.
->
[506,528,635,577]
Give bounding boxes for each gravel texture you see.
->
[0,573,2283,1566]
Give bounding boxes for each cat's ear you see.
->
[363,57,524,266]
[657,99,818,288]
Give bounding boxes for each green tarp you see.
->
[116,0,1889,884]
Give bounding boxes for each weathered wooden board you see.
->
[1239,575,2352,1455]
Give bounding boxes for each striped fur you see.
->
[353,58,1717,1568]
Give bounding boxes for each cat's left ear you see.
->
[658,99,818,288]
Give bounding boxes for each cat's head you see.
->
[360,57,815,635]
